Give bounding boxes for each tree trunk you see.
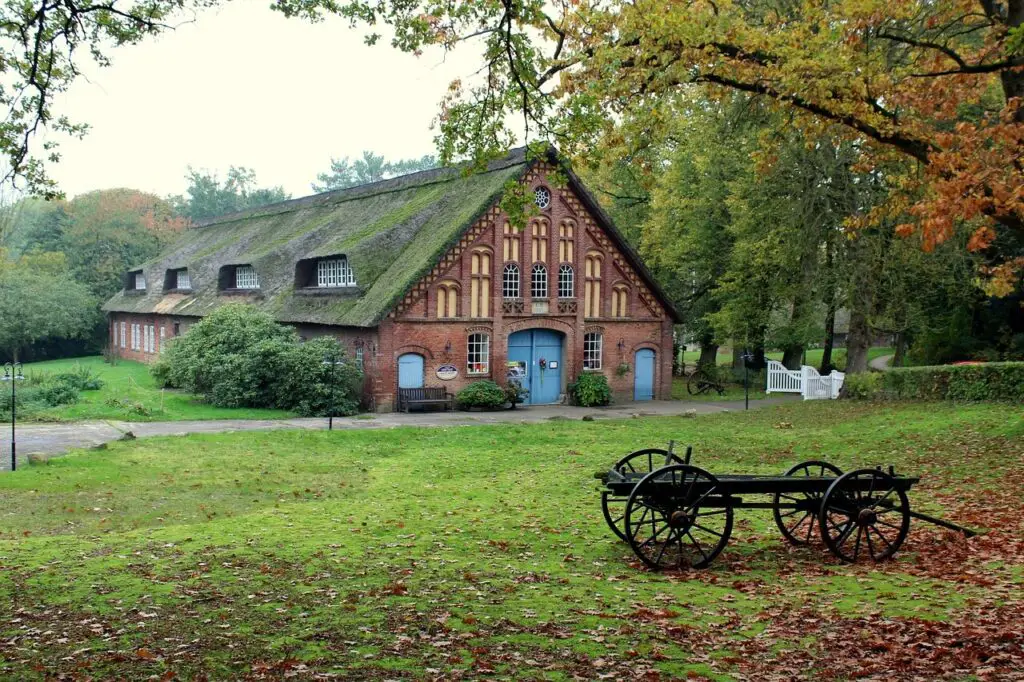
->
[732,346,744,369]
[698,342,719,367]
[820,302,837,373]
[781,346,803,370]
[845,310,871,374]
[893,332,907,368]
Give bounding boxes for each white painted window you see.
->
[119,322,126,349]
[131,324,139,351]
[317,257,356,287]
[558,265,574,298]
[176,269,191,289]
[355,346,364,371]
[134,272,146,290]
[502,263,520,298]
[235,265,259,289]
[467,333,489,375]
[159,326,166,352]
[584,332,603,370]
[531,263,548,299]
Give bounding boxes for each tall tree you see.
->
[276,0,1024,292]
[170,167,290,222]
[312,151,438,192]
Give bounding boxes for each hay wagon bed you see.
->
[598,446,975,570]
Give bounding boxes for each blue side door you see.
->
[507,330,563,404]
[634,349,656,401]
[398,353,424,389]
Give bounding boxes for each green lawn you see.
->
[683,346,895,369]
[1,401,1021,679]
[19,356,295,422]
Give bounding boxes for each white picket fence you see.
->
[766,360,844,400]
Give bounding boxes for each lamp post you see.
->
[2,362,25,471]
[322,354,341,431]
[741,349,754,411]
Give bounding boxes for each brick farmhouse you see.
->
[102,148,681,411]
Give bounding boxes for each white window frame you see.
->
[176,269,191,290]
[131,324,139,351]
[502,263,520,299]
[355,346,364,371]
[317,257,357,288]
[534,186,551,209]
[583,332,603,370]
[134,272,146,290]
[119,322,126,349]
[235,265,259,289]
[558,265,574,299]
[467,333,490,375]
[531,263,548,299]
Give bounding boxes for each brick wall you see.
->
[108,313,197,363]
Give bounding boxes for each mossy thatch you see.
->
[102,151,529,327]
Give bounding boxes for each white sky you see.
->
[49,2,483,200]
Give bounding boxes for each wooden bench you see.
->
[398,387,454,413]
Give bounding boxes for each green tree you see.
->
[312,151,437,192]
[170,167,290,222]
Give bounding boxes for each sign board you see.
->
[436,364,458,381]
[507,360,527,380]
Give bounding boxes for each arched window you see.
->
[470,249,491,318]
[558,265,574,299]
[558,219,575,263]
[530,218,548,263]
[467,333,490,375]
[502,222,520,262]
[502,263,520,299]
[436,281,459,318]
[584,252,603,318]
[531,263,548,299]
[611,284,629,318]
[584,332,603,370]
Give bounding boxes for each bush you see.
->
[570,373,611,407]
[277,337,363,417]
[0,386,49,419]
[456,381,508,410]
[843,362,1024,402]
[504,379,529,408]
[38,380,79,407]
[53,365,103,391]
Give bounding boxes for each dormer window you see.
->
[134,272,146,290]
[317,256,356,288]
[235,265,259,289]
[176,269,191,290]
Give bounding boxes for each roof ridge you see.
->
[194,147,530,229]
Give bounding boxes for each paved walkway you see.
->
[869,354,895,371]
[2,396,797,470]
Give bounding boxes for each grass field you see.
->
[1,401,1021,680]
[683,347,895,369]
[19,356,294,422]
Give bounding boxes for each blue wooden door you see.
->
[634,349,656,401]
[507,330,563,404]
[397,353,424,389]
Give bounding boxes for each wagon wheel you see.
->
[818,469,911,563]
[624,465,733,570]
[686,370,713,396]
[603,448,684,541]
[773,460,844,546]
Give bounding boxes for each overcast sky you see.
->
[49,2,482,200]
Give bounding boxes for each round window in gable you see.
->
[534,186,552,210]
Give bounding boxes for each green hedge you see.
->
[844,362,1024,402]
[456,381,508,410]
[569,373,611,407]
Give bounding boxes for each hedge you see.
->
[843,362,1024,402]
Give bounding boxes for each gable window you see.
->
[176,269,191,290]
[317,256,357,288]
[558,265,574,299]
[467,333,490,375]
[502,222,520,262]
[531,263,548,299]
[534,186,551,209]
[503,263,520,299]
[584,252,603,318]
[530,218,548,263]
[470,248,491,318]
[611,285,629,318]
[558,219,575,263]
[584,332,603,370]
[436,281,459,318]
[235,265,259,289]
[134,272,146,290]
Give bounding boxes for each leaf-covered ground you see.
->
[0,401,1021,680]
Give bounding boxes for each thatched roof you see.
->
[102,150,530,328]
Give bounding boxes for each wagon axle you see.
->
[599,444,978,570]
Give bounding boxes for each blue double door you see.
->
[507,329,563,405]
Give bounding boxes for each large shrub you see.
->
[569,373,611,407]
[154,305,363,416]
[844,362,1024,402]
[456,380,507,410]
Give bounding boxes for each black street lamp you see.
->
[322,354,342,431]
[741,349,754,411]
[2,362,25,471]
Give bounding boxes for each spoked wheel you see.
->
[624,465,733,570]
[686,371,713,396]
[818,469,911,563]
[602,448,684,541]
[773,460,844,545]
